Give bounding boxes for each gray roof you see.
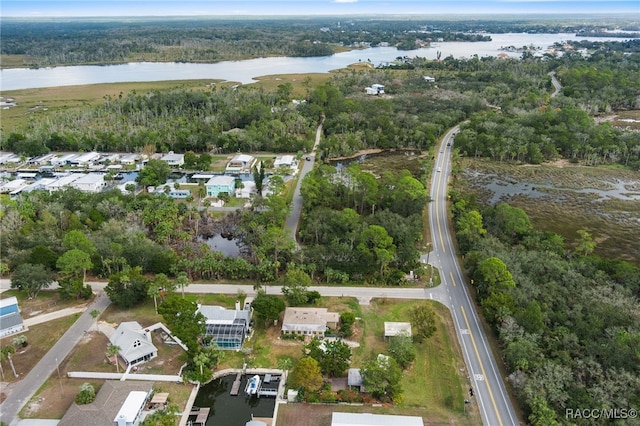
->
[0,312,24,331]
[347,368,362,387]
[109,321,157,364]
[331,412,424,426]
[59,381,153,426]
[198,305,250,324]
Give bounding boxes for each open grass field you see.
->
[461,158,640,264]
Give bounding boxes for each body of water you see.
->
[192,374,277,426]
[1,33,635,91]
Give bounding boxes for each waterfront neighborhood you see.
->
[1,9,639,426]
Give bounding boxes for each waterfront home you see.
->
[160,151,185,167]
[59,381,153,426]
[70,152,101,166]
[69,172,106,193]
[273,155,297,169]
[197,303,251,350]
[109,321,158,366]
[281,307,339,338]
[235,180,257,199]
[205,175,236,198]
[225,154,257,174]
[50,153,78,166]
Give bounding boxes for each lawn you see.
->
[0,314,80,384]
[351,299,479,425]
[277,299,482,426]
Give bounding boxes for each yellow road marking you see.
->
[450,271,456,286]
[460,306,503,426]
[435,171,446,252]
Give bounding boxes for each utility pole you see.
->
[56,357,64,398]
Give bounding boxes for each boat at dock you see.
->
[245,375,260,396]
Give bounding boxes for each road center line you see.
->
[461,305,503,426]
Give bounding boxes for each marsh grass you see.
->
[462,158,640,264]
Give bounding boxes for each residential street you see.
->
[0,292,111,426]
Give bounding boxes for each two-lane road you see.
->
[428,127,520,426]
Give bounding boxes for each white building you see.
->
[331,412,424,426]
[113,391,150,426]
[423,76,436,83]
[226,154,257,174]
[160,152,184,167]
[273,155,297,169]
[70,152,101,165]
[70,173,105,193]
[50,153,78,166]
[365,84,385,95]
[46,173,83,191]
[119,153,141,165]
[0,296,25,338]
[0,179,29,194]
[281,307,339,337]
[109,321,158,366]
[384,322,412,340]
[235,180,256,199]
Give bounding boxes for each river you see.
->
[1,33,635,91]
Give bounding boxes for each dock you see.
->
[230,372,242,396]
[256,374,280,398]
[189,407,210,426]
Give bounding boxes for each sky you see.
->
[1,0,639,17]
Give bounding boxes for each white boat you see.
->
[245,375,260,396]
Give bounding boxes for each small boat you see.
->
[245,375,260,396]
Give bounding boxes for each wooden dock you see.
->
[189,407,210,426]
[230,372,242,396]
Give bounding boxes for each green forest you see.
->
[2,17,638,68]
[2,23,640,425]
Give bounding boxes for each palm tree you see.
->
[11,334,27,348]
[1,345,18,378]
[175,272,190,299]
[148,284,160,314]
[0,349,6,380]
[106,344,122,373]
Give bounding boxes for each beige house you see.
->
[281,307,339,337]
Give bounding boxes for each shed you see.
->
[384,322,412,340]
[347,368,363,391]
